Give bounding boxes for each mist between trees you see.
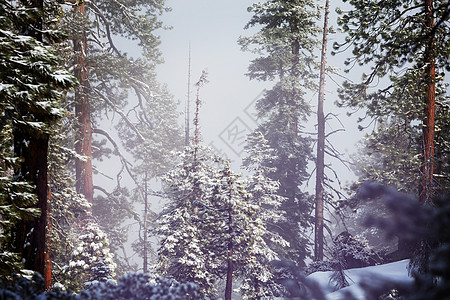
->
[0,0,449,299]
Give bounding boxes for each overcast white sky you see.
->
[156,0,365,191]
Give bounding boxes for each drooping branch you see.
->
[92,88,145,142]
[85,0,122,56]
[92,128,165,199]
[92,128,134,184]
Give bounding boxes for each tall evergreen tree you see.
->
[62,0,168,200]
[334,0,450,202]
[55,0,173,273]
[0,0,75,282]
[239,0,320,265]
[156,145,220,297]
[240,131,288,298]
[72,1,93,204]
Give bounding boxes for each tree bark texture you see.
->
[74,3,94,204]
[314,0,329,261]
[13,131,49,281]
[420,0,436,204]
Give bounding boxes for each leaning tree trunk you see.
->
[73,3,94,204]
[314,0,329,262]
[420,0,436,204]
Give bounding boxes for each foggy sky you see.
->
[156,0,365,192]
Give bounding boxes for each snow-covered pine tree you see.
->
[157,144,278,299]
[0,0,75,282]
[49,124,118,288]
[240,131,289,298]
[239,0,320,266]
[48,123,94,287]
[155,145,219,297]
[63,220,116,291]
[203,161,259,300]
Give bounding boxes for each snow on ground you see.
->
[307,260,413,300]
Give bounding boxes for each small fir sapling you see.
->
[63,221,116,291]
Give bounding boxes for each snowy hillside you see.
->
[307,260,413,300]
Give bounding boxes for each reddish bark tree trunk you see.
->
[14,134,49,281]
[74,3,94,204]
[420,0,436,204]
[314,0,329,261]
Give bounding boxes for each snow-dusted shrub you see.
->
[0,273,75,300]
[79,273,203,299]
[0,273,202,299]
[305,260,336,275]
[332,231,382,269]
[271,260,327,300]
[62,220,116,291]
[305,231,383,290]
[328,231,382,290]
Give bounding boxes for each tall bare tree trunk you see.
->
[74,3,94,203]
[420,0,436,204]
[185,44,191,146]
[314,0,329,261]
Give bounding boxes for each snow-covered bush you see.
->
[0,273,202,299]
[79,273,203,299]
[62,221,116,291]
[305,260,336,275]
[271,260,327,299]
[305,231,382,290]
[332,231,382,269]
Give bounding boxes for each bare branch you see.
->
[325,128,345,139]
[94,185,110,195]
[325,112,345,128]
[92,88,145,142]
